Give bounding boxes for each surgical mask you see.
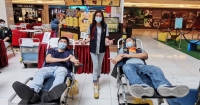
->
[0,24,5,27]
[58,43,67,50]
[95,17,102,23]
[126,42,133,47]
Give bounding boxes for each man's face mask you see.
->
[58,42,67,50]
[126,42,134,47]
[0,23,5,28]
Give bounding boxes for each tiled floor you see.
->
[1,36,200,105]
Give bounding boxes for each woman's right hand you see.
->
[80,40,86,45]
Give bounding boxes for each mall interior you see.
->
[0,0,200,105]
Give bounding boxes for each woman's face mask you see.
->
[95,17,102,23]
[58,42,67,50]
[126,42,134,48]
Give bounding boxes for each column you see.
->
[0,0,14,26]
[42,4,49,24]
[116,0,124,23]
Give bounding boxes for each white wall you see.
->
[111,0,124,23]
[0,0,14,27]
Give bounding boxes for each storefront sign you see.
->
[13,4,43,9]
[16,4,34,8]
[84,0,102,6]
[101,0,120,7]
[65,0,83,6]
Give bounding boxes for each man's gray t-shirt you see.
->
[87,26,109,54]
[118,48,145,64]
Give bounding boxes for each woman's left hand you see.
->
[108,39,114,45]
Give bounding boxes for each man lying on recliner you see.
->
[12,37,80,103]
[110,38,189,98]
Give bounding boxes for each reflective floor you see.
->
[0,35,200,105]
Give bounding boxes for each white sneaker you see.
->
[157,85,189,98]
[129,84,154,98]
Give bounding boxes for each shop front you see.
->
[13,4,43,24]
[59,0,122,45]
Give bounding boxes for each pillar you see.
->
[42,4,49,24]
[0,0,14,26]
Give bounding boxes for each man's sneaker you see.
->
[12,81,40,103]
[129,84,154,98]
[42,83,67,102]
[94,86,99,99]
[157,85,189,98]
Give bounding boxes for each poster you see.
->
[187,11,197,20]
[144,18,153,27]
[153,19,160,28]
[179,11,188,19]
[160,19,170,29]
[175,18,183,29]
[186,20,194,28]
[170,11,179,19]
[84,0,101,5]
[79,13,93,32]
[143,10,153,18]
[65,0,82,6]
[102,0,120,7]
[153,10,161,19]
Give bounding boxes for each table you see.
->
[0,40,8,68]
[19,30,40,38]
[38,43,110,74]
[187,40,200,51]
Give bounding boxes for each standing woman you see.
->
[81,10,114,99]
[51,14,60,37]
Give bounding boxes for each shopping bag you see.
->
[132,98,153,105]
[68,80,79,96]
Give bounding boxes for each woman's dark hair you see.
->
[52,14,57,21]
[90,10,105,39]
[76,7,80,11]
[58,37,70,50]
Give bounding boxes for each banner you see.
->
[175,18,183,29]
[84,0,102,5]
[101,0,120,7]
[65,0,83,6]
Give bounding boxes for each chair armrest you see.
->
[72,63,83,67]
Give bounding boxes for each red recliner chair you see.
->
[11,30,28,47]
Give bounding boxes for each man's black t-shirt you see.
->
[44,49,73,70]
[0,27,12,43]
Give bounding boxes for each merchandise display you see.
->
[104,17,119,32]
[124,7,200,29]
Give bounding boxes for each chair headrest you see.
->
[123,37,137,47]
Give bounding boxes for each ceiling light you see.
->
[179,5,184,7]
[37,0,42,3]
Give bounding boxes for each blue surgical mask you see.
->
[0,24,5,27]
[95,17,102,23]
[126,42,133,47]
[58,43,67,50]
